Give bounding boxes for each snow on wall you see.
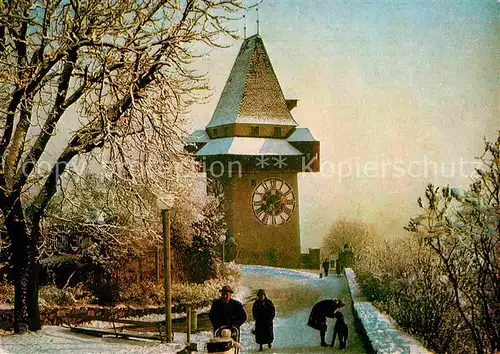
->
[345,268,433,354]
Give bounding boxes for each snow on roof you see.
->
[287,128,318,142]
[185,129,210,143]
[207,35,298,128]
[195,137,303,156]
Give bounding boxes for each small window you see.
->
[251,126,260,136]
[251,179,257,186]
[273,127,282,137]
[224,127,229,136]
[213,128,218,137]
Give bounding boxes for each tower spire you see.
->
[243,14,246,39]
[256,7,259,35]
[206,36,298,129]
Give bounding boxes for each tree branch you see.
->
[14,8,28,81]
[0,49,69,167]
[109,0,195,124]
[28,128,105,226]
[3,94,33,188]
[13,48,79,191]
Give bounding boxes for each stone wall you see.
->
[344,268,433,354]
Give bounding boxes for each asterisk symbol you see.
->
[273,155,287,168]
[256,156,270,168]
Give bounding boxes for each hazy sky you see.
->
[190,0,498,250]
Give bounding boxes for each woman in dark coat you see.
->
[252,289,276,351]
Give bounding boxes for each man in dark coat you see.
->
[339,244,354,269]
[335,258,342,277]
[209,285,247,341]
[252,289,276,351]
[322,259,330,277]
[307,298,345,347]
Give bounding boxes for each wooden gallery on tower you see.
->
[186,35,320,268]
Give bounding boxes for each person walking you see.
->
[209,285,247,341]
[307,298,345,347]
[252,289,276,351]
[322,259,330,277]
[335,258,342,277]
[339,244,354,269]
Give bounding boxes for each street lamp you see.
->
[219,235,226,263]
[157,193,174,343]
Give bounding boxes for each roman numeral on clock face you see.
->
[252,178,295,227]
[282,206,293,217]
[255,208,265,217]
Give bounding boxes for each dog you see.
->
[330,310,348,349]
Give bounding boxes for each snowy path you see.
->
[236,265,366,353]
[0,266,366,353]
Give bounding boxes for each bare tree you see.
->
[322,219,379,261]
[0,0,243,332]
[406,132,500,353]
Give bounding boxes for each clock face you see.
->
[251,178,296,227]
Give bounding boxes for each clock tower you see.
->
[186,35,319,268]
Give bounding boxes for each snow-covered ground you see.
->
[0,266,364,353]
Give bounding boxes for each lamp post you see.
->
[157,193,174,343]
[219,235,226,263]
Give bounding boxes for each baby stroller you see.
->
[206,326,241,354]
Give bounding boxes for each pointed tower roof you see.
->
[206,35,298,129]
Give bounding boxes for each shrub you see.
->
[0,283,13,304]
[356,236,476,353]
[356,272,393,305]
[39,285,76,307]
[39,255,81,288]
[404,133,500,353]
[120,281,163,306]
[215,261,241,280]
[92,282,120,306]
[185,199,226,284]
[170,277,238,311]
[119,265,241,310]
